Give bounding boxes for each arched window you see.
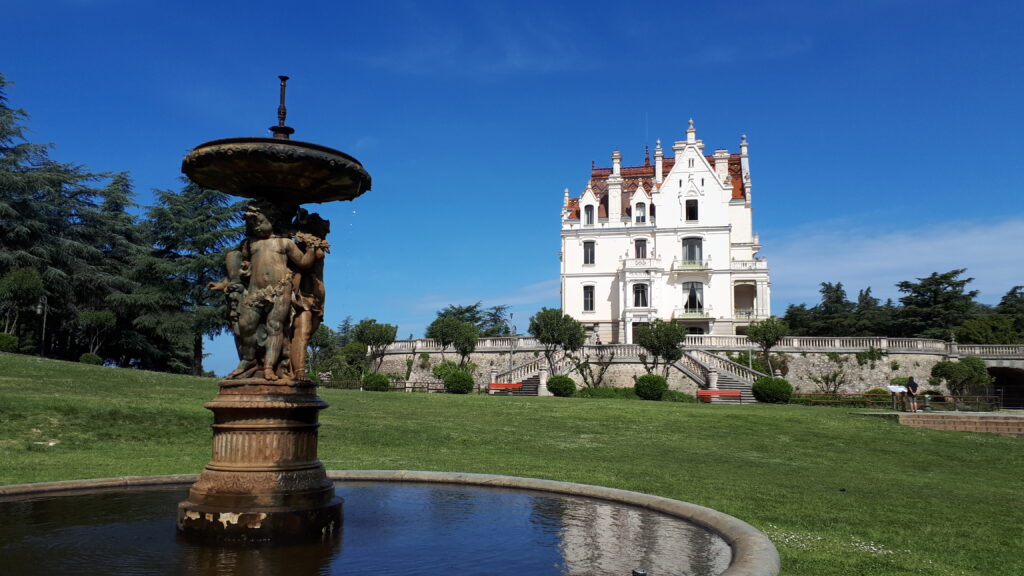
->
[635,202,646,224]
[682,238,702,265]
[633,284,649,308]
[634,238,647,259]
[583,285,595,312]
[682,282,703,312]
[584,205,595,225]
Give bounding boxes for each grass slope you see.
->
[1,353,1021,576]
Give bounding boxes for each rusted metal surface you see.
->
[177,77,367,543]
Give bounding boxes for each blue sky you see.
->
[6,0,1023,375]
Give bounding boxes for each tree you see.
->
[955,314,1020,345]
[930,357,993,399]
[896,269,980,339]
[426,316,463,358]
[77,309,116,355]
[996,286,1024,337]
[0,267,43,335]
[450,321,479,368]
[143,181,245,375]
[565,346,615,388]
[746,317,789,374]
[433,302,512,337]
[306,324,340,377]
[633,319,686,377]
[528,308,585,375]
[352,318,398,372]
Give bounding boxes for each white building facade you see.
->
[560,120,771,344]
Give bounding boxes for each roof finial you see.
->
[686,118,696,144]
[644,145,650,166]
[270,75,296,140]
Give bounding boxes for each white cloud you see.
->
[766,217,1024,310]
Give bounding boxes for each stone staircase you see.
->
[680,350,763,404]
[898,412,1024,437]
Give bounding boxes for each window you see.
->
[682,238,702,263]
[685,199,698,221]
[583,285,595,312]
[634,239,647,259]
[583,241,595,265]
[635,202,646,223]
[688,158,695,168]
[682,282,703,312]
[633,283,649,307]
[584,204,595,225]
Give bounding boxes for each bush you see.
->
[546,375,576,397]
[661,390,697,403]
[574,387,639,400]
[362,372,390,392]
[432,360,460,382]
[0,333,17,353]
[79,352,103,365]
[443,370,475,394]
[634,374,668,401]
[752,377,792,403]
[890,376,909,387]
[864,386,890,396]
[922,388,946,403]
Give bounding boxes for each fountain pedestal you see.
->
[176,378,341,541]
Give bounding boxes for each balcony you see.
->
[734,308,755,320]
[673,307,710,319]
[622,257,662,272]
[672,259,710,272]
[731,259,767,271]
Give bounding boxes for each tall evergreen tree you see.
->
[142,181,244,374]
[896,269,980,339]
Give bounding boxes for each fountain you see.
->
[0,78,780,575]
[175,76,370,542]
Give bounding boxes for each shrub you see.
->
[362,372,390,392]
[752,377,792,403]
[546,375,576,397]
[922,388,946,403]
[432,360,460,381]
[79,352,103,365]
[443,369,475,394]
[634,374,668,401]
[0,333,17,353]
[890,376,909,387]
[661,390,697,403]
[574,387,639,400]
[864,386,890,396]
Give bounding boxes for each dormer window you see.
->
[635,202,646,224]
[685,199,698,221]
[584,205,595,225]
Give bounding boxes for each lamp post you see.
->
[35,295,48,357]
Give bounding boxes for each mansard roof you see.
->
[565,153,745,219]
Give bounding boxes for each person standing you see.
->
[906,377,920,412]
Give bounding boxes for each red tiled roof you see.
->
[565,152,744,219]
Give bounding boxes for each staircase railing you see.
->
[687,349,767,385]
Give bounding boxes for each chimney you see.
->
[714,149,729,184]
[654,139,663,184]
[608,151,622,222]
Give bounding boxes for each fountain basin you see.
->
[182,137,371,204]
[0,470,779,576]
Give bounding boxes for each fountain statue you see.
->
[176,76,371,542]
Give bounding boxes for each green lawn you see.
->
[1,353,1021,576]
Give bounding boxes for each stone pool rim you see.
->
[0,470,780,576]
